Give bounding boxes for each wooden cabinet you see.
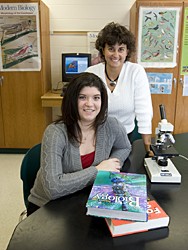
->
[0,0,52,149]
[130,0,188,135]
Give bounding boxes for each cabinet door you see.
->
[130,1,183,135]
[0,1,52,149]
[0,71,46,148]
[0,84,5,147]
[174,2,188,134]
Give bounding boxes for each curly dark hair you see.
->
[95,22,136,61]
[56,72,108,143]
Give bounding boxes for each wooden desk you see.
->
[41,91,62,107]
[7,134,188,250]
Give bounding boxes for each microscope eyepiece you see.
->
[159,104,166,120]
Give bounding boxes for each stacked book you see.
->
[86,171,170,237]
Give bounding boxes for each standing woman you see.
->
[27,72,131,215]
[86,22,153,155]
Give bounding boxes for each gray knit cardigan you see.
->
[28,116,131,207]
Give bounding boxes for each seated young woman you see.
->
[27,72,131,215]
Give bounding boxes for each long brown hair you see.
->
[56,72,108,143]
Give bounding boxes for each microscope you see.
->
[144,104,181,183]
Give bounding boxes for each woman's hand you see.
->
[96,158,121,172]
[145,150,154,158]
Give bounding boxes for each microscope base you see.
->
[144,158,181,183]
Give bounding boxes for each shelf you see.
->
[41,91,62,107]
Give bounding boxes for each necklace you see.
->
[82,132,90,141]
[81,130,96,146]
[82,129,94,141]
[105,64,119,87]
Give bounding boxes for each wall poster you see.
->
[180,7,188,75]
[183,75,188,96]
[87,31,101,65]
[137,7,180,68]
[146,72,173,94]
[0,3,41,71]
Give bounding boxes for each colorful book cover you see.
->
[105,196,170,237]
[86,171,147,222]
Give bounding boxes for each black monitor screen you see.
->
[62,53,91,82]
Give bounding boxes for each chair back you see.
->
[128,119,142,143]
[20,143,41,208]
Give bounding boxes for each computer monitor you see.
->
[62,53,91,82]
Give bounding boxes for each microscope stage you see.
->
[144,158,181,183]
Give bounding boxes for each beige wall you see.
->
[42,0,136,118]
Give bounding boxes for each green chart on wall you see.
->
[180,7,188,75]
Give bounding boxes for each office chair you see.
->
[19,143,41,221]
[128,119,142,144]
[120,120,142,172]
